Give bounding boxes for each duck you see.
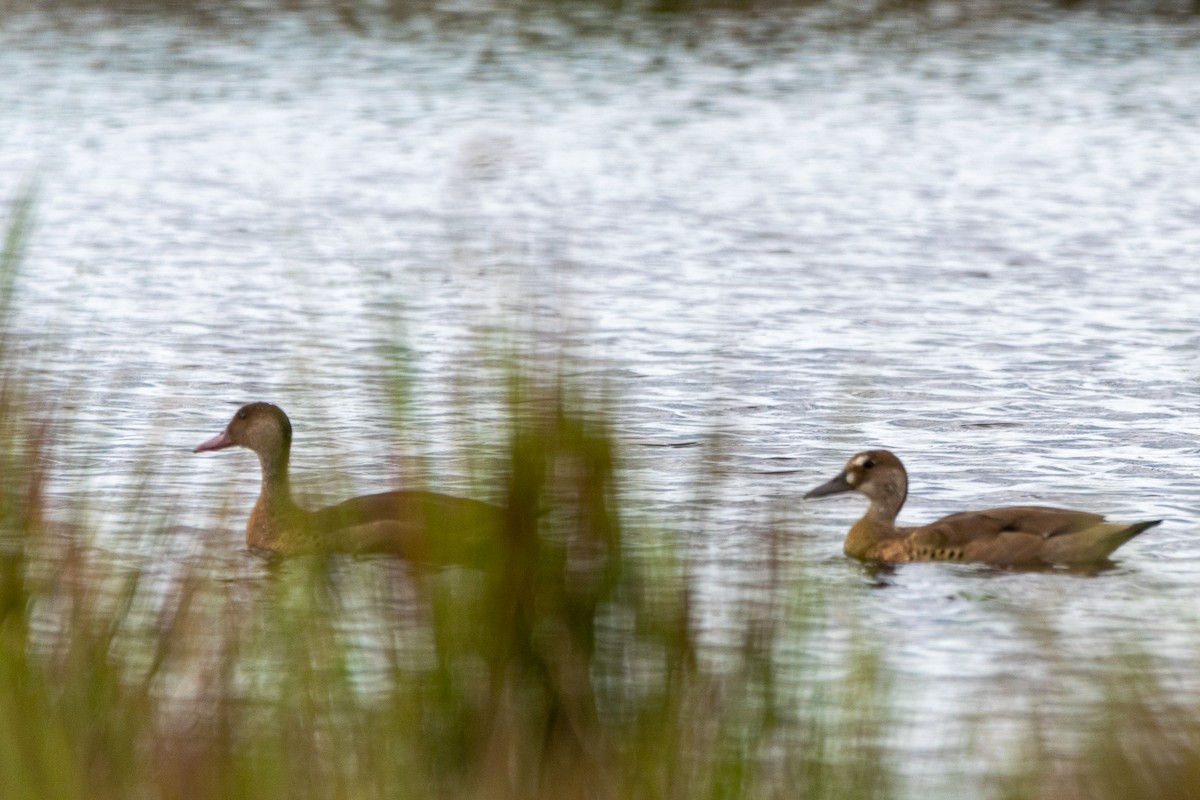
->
[194,402,503,560]
[804,449,1160,566]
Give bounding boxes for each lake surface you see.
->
[3,4,1200,795]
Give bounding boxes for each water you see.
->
[4,5,1200,794]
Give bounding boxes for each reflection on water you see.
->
[4,5,1200,796]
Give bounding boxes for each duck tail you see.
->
[1042,519,1161,565]
[1124,519,1163,537]
[1095,519,1162,559]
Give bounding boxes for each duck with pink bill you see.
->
[195,402,503,560]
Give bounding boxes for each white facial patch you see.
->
[845,471,859,485]
[852,455,870,467]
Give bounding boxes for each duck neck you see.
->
[844,484,907,559]
[256,446,296,516]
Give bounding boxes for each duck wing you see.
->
[310,490,504,562]
[897,506,1158,566]
[922,506,1105,541]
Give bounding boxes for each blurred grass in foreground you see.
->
[1,196,1200,800]
[0,191,895,800]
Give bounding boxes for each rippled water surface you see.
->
[4,6,1200,794]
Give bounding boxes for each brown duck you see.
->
[805,450,1159,566]
[194,402,503,559]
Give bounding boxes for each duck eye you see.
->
[861,457,875,469]
[237,410,248,420]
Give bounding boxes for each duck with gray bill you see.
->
[195,402,503,560]
[805,449,1160,566]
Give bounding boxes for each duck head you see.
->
[194,402,293,461]
[805,449,909,519]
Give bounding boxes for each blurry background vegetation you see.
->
[3,0,1198,29]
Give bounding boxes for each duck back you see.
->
[308,490,504,561]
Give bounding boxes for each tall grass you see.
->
[3,194,1200,800]
[0,193,900,800]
